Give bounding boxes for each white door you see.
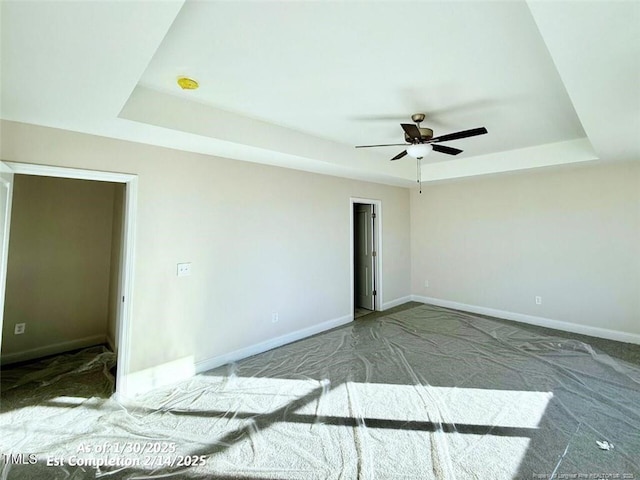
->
[354,203,375,310]
[0,163,15,353]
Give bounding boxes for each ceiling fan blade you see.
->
[391,150,407,161]
[432,144,463,156]
[355,143,409,148]
[430,127,488,143]
[401,123,422,141]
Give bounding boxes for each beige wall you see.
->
[0,121,411,373]
[2,174,117,357]
[410,161,640,336]
[8,120,635,376]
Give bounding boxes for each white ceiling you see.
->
[2,1,638,186]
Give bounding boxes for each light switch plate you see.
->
[177,262,192,277]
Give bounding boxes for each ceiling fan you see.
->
[355,113,488,161]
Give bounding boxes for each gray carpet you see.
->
[1,304,639,479]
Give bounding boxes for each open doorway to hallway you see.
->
[351,198,381,319]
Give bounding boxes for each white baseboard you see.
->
[123,355,195,399]
[0,334,107,365]
[411,295,640,345]
[119,314,353,400]
[381,295,412,311]
[195,314,353,374]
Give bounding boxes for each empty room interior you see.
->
[0,1,638,479]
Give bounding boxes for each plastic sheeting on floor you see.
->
[1,304,639,479]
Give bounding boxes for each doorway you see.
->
[0,162,137,399]
[351,198,381,319]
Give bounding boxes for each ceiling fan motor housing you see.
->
[405,127,433,143]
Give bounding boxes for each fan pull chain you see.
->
[417,157,422,194]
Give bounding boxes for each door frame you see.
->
[0,162,137,399]
[350,197,382,316]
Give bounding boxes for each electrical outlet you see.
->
[271,313,279,323]
[177,262,192,277]
[424,280,429,288]
[535,296,542,305]
[14,323,26,335]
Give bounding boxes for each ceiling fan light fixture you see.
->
[406,143,433,159]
